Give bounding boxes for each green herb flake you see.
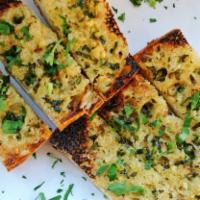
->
[89,112,97,121]
[0,21,14,35]
[60,16,69,37]
[63,184,74,200]
[112,7,118,14]
[108,182,146,196]
[2,108,26,134]
[22,175,27,179]
[35,192,46,200]
[56,189,63,193]
[44,40,62,66]
[49,195,62,200]
[82,176,87,181]
[176,111,192,144]
[60,171,66,177]
[46,152,62,168]
[144,159,153,170]
[33,181,45,191]
[124,104,134,118]
[118,13,125,22]
[107,164,117,181]
[20,26,33,41]
[0,98,6,111]
[96,164,109,176]
[191,91,200,110]
[150,119,162,128]
[149,18,157,23]
[32,152,37,159]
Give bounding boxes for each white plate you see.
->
[1,0,200,199]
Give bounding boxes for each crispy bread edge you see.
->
[133,29,189,80]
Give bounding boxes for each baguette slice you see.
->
[134,30,200,127]
[0,74,51,171]
[0,0,103,131]
[51,74,200,199]
[34,0,138,100]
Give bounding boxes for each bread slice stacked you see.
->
[0,73,51,171]
[0,0,199,199]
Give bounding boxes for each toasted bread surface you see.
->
[134,30,200,121]
[0,1,103,131]
[34,0,138,100]
[0,74,51,170]
[51,74,200,199]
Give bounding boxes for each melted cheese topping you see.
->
[35,0,129,95]
[0,76,51,170]
[0,2,99,130]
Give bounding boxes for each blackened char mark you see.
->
[159,29,188,46]
[0,0,20,12]
[113,55,139,91]
[50,116,95,178]
[105,1,126,42]
[99,93,124,120]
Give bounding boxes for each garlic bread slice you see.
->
[0,0,103,131]
[34,0,138,100]
[0,74,51,171]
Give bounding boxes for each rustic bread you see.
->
[0,74,51,171]
[0,0,103,131]
[34,0,138,100]
[51,74,200,199]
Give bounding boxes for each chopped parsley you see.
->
[46,152,62,168]
[33,181,45,191]
[43,98,64,113]
[35,192,46,200]
[2,107,26,134]
[112,7,118,14]
[0,21,14,35]
[32,152,37,159]
[176,91,200,143]
[60,16,69,37]
[20,26,33,41]
[118,13,125,22]
[63,184,74,200]
[0,97,6,111]
[130,0,163,8]
[3,45,22,68]
[49,195,62,200]
[43,40,62,67]
[22,175,27,179]
[108,182,146,196]
[149,18,157,23]
[60,171,66,177]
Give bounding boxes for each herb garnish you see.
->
[49,195,62,200]
[60,16,69,37]
[0,21,14,35]
[176,91,200,143]
[118,13,125,22]
[20,26,33,41]
[46,152,62,168]
[108,182,146,196]
[149,18,157,23]
[3,46,22,68]
[35,192,46,200]
[43,97,64,113]
[34,181,45,191]
[63,184,74,200]
[2,107,26,134]
[44,40,62,66]
[130,0,163,8]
